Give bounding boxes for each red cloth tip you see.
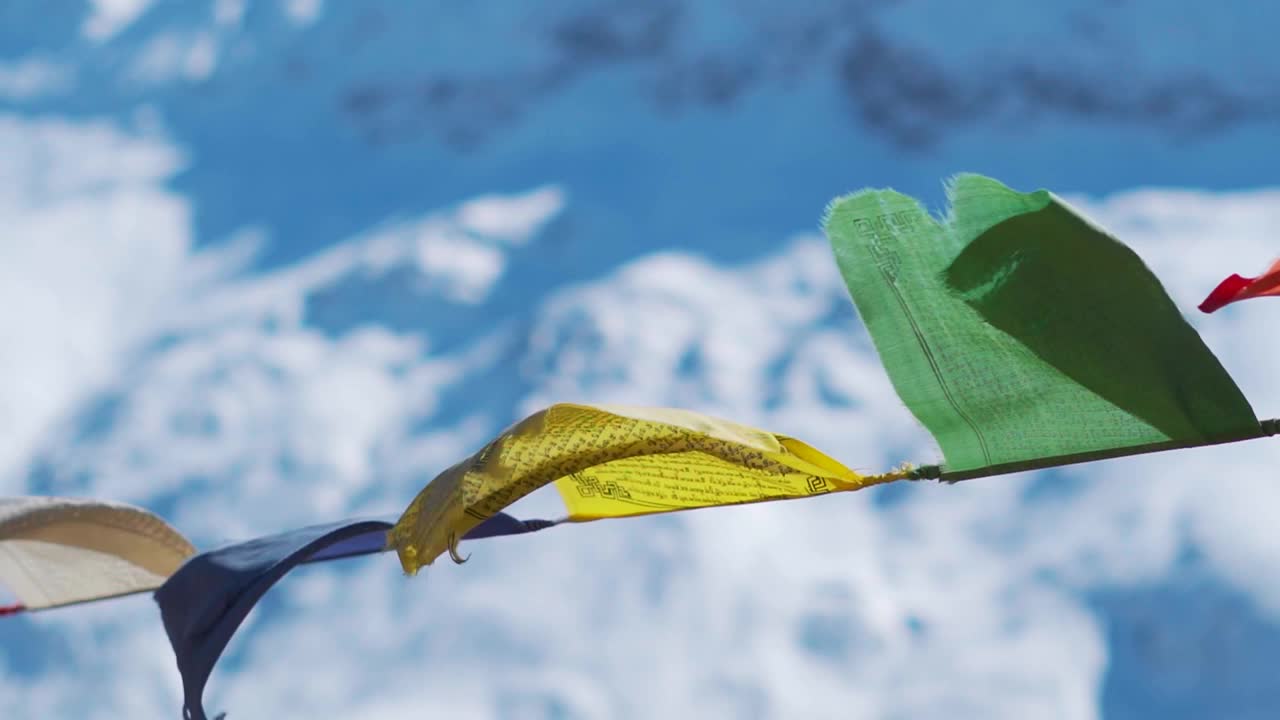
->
[0,603,27,617]
[1199,259,1280,314]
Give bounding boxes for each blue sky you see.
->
[1,1,1279,717]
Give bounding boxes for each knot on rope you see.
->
[906,464,942,481]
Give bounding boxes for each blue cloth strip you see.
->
[156,512,555,720]
[301,522,393,563]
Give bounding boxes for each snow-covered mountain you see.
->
[1,2,1279,718]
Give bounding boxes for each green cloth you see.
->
[823,174,1263,479]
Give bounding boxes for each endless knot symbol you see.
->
[572,474,632,499]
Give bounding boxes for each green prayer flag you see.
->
[823,173,1264,480]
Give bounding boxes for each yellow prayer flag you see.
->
[388,404,906,575]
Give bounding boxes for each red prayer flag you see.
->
[1199,258,1280,313]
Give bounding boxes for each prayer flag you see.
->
[823,174,1265,480]
[390,404,908,575]
[0,497,195,612]
[155,512,550,720]
[1199,258,1280,313]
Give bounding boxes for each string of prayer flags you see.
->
[3,173,1277,720]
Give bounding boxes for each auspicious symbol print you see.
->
[572,474,632,499]
[806,476,830,494]
[852,213,909,279]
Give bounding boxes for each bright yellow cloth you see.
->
[389,404,904,574]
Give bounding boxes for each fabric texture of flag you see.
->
[823,174,1266,480]
[1199,258,1280,313]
